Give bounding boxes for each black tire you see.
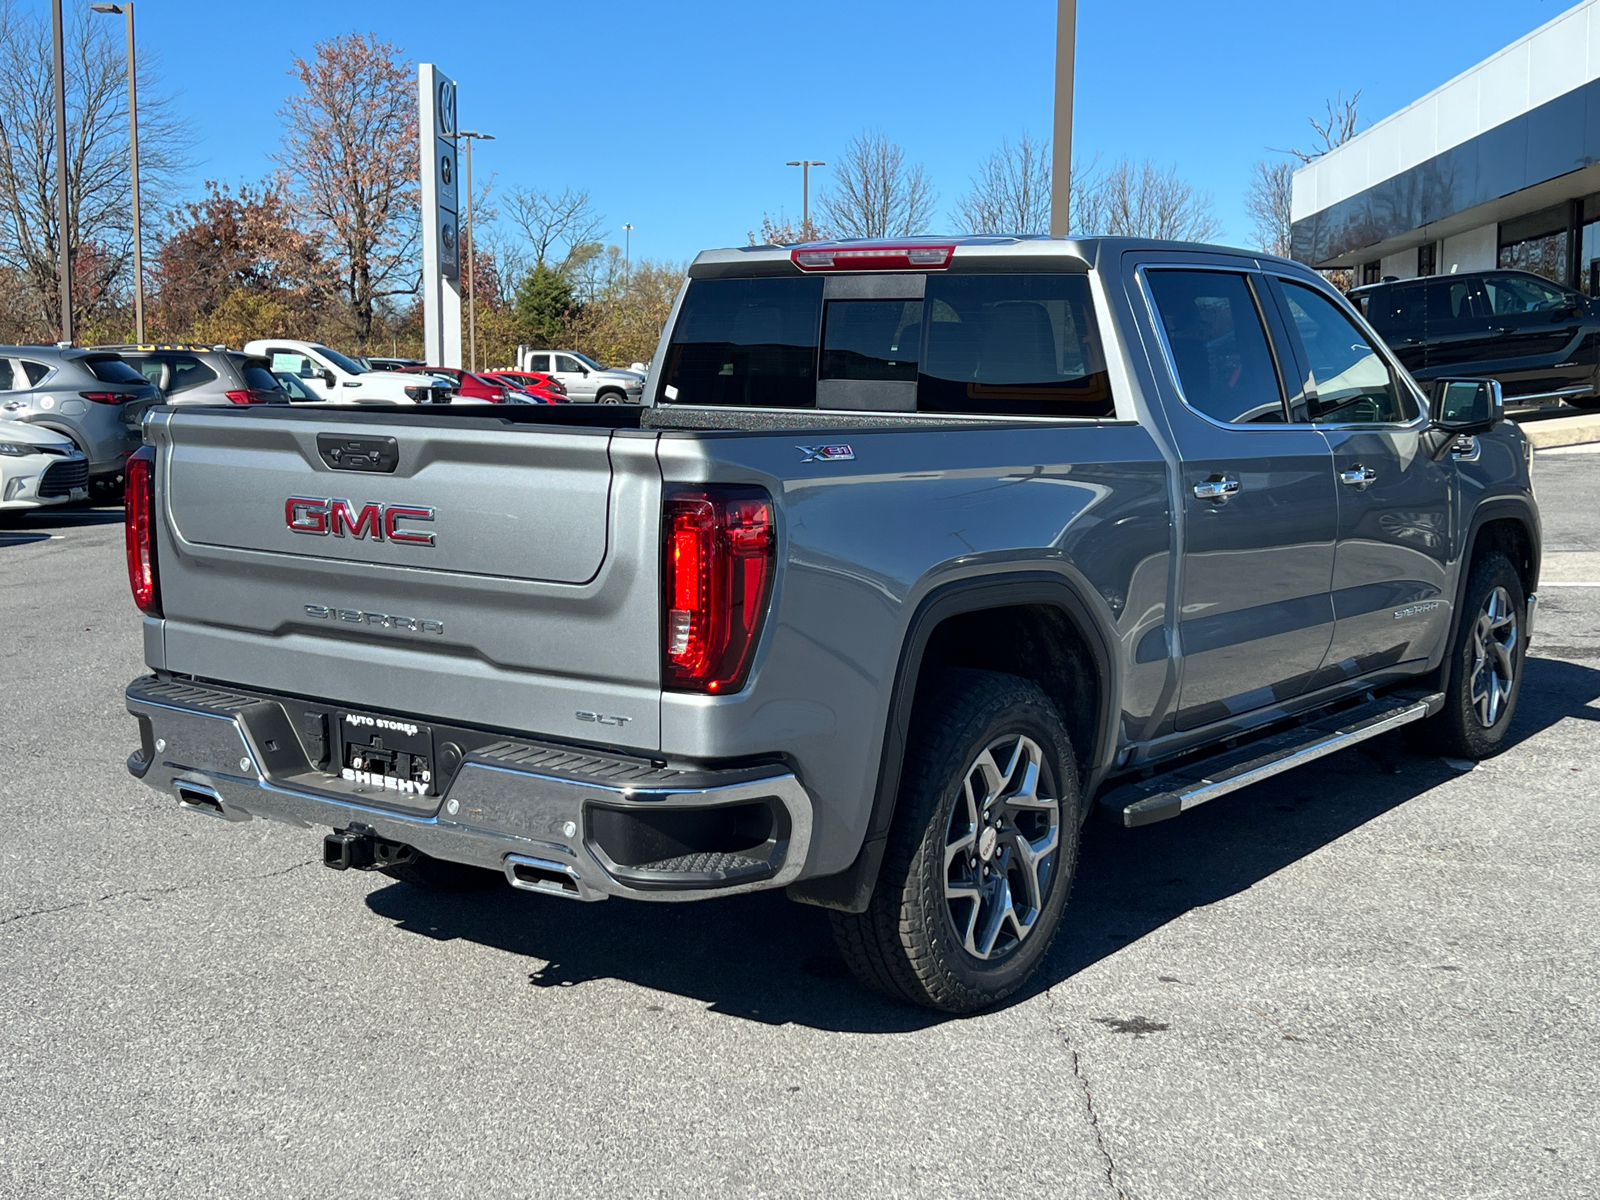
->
[382,851,503,892]
[830,669,1081,1013]
[1415,550,1526,760]
[597,390,624,405]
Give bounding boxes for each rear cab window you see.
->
[657,271,1114,418]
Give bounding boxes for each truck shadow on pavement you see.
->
[364,655,1600,1033]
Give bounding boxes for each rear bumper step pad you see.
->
[1100,692,1445,828]
[124,675,813,902]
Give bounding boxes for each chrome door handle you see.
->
[1340,466,1378,488]
[1193,476,1241,502]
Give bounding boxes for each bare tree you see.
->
[1244,159,1295,257]
[504,186,605,271]
[956,133,1052,234]
[747,212,829,246]
[1075,158,1220,241]
[0,1,188,337]
[275,32,418,350]
[817,131,936,239]
[1277,90,1362,164]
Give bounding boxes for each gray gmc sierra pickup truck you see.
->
[123,237,1540,1012]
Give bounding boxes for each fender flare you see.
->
[1442,495,1541,661]
[786,570,1121,913]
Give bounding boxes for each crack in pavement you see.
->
[0,857,319,929]
[1049,989,1132,1200]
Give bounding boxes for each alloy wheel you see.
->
[1469,585,1518,728]
[943,734,1061,961]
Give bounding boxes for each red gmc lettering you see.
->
[384,505,436,546]
[286,497,435,546]
[329,499,384,540]
[286,497,328,535]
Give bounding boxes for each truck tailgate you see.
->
[145,408,663,751]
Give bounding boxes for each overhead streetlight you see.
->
[91,2,144,343]
[51,0,70,344]
[785,160,825,239]
[622,223,633,277]
[1050,0,1076,236]
[457,130,494,372]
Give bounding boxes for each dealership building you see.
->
[1291,0,1600,292]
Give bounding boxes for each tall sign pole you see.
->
[52,0,72,344]
[419,64,461,368]
[1049,0,1076,237]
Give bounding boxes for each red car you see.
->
[485,370,568,404]
[398,366,509,403]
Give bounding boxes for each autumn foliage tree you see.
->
[275,33,418,351]
[152,180,331,343]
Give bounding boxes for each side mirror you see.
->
[1431,377,1502,436]
[321,369,336,388]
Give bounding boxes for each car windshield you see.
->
[572,352,607,371]
[310,344,368,374]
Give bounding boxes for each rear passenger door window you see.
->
[1277,281,1415,424]
[158,354,218,395]
[1143,270,1287,423]
[22,360,50,386]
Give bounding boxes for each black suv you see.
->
[1350,270,1600,409]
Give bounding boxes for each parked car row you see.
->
[1350,268,1600,409]
[0,336,643,497]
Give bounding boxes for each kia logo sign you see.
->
[286,497,435,546]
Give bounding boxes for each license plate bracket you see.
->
[334,710,436,799]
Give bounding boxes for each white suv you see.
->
[243,340,454,405]
[520,351,644,404]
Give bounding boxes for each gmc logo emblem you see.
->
[286,497,436,546]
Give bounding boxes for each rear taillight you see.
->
[124,446,160,616]
[791,244,955,271]
[82,391,125,405]
[663,487,775,693]
[224,389,253,404]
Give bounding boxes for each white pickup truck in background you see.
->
[244,340,455,405]
[515,349,645,404]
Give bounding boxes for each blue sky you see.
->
[97,0,1577,263]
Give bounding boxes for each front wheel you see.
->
[597,390,624,405]
[831,669,1080,1013]
[1415,550,1526,759]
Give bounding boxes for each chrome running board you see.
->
[1101,692,1445,828]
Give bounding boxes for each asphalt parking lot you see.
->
[2,451,1598,1200]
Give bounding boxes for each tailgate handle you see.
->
[317,433,399,473]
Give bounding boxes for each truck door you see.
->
[1264,275,1453,683]
[1138,265,1338,731]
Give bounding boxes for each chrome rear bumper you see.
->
[125,676,813,902]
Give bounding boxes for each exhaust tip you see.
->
[504,855,591,900]
[175,783,226,817]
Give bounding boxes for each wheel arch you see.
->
[1441,497,1540,667]
[787,570,1120,913]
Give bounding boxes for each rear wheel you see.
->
[1415,550,1526,759]
[382,851,503,892]
[830,669,1080,1013]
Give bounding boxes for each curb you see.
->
[1521,413,1600,450]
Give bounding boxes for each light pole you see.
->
[1050,0,1076,236]
[622,223,633,277]
[51,0,71,344]
[457,130,493,371]
[785,160,825,239]
[91,3,142,343]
